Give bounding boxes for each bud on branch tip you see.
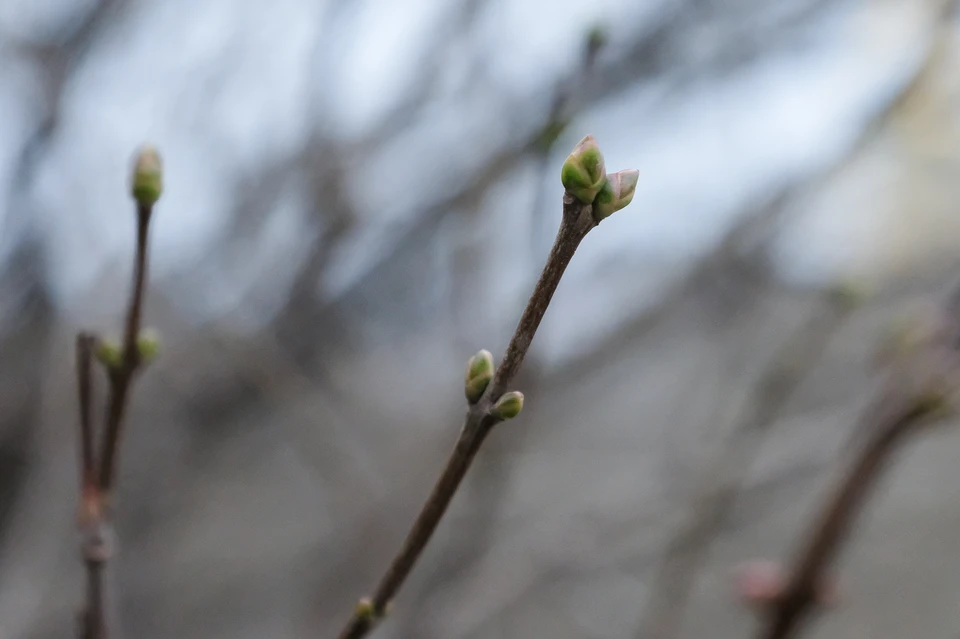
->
[131,145,163,206]
[561,135,606,204]
[491,391,524,420]
[593,169,639,221]
[465,349,494,404]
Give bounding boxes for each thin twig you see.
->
[637,291,854,639]
[98,202,152,498]
[76,333,98,502]
[75,173,157,639]
[757,395,928,639]
[79,519,112,639]
[76,333,106,639]
[335,194,597,639]
[757,286,960,639]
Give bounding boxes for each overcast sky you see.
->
[0,0,953,359]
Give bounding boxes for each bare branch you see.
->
[98,202,152,497]
[78,518,111,639]
[637,289,855,639]
[335,194,598,639]
[76,333,97,499]
[73,148,161,639]
[756,282,960,639]
[75,332,106,639]
[757,397,927,639]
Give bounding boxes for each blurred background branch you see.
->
[1,0,960,638]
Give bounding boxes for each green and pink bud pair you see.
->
[560,135,638,221]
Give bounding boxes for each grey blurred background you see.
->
[2,0,960,637]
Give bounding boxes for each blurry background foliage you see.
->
[2,1,960,638]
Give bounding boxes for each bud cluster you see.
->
[560,135,638,223]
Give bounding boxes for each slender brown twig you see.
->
[98,201,152,497]
[335,194,598,639]
[76,333,98,502]
[757,396,927,639]
[76,332,106,639]
[757,286,960,639]
[637,290,854,639]
[74,147,161,639]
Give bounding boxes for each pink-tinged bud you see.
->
[560,135,606,203]
[592,169,638,221]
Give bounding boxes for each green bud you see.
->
[94,339,123,369]
[137,329,161,364]
[593,169,639,221]
[561,135,606,203]
[490,391,524,420]
[355,597,375,622]
[465,349,494,404]
[131,145,163,206]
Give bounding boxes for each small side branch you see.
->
[76,333,98,507]
[76,333,107,639]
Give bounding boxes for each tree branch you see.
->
[73,148,161,639]
[335,194,598,639]
[98,202,152,498]
[756,283,960,639]
[76,332,107,639]
[637,289,854,639]
[757,396,926,639]
[76,333,97,502]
